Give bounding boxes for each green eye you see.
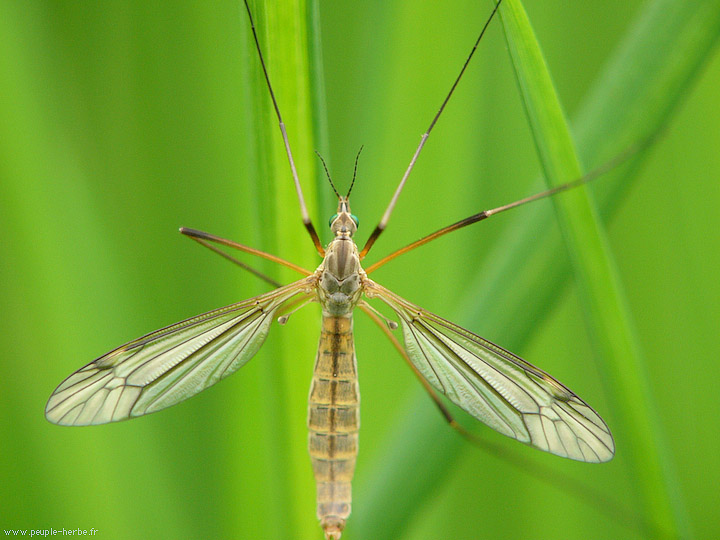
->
[328,213,338,227]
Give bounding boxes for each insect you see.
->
[45,1,615,538]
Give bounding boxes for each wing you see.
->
[46,278,314,426]
[367,281,614,463]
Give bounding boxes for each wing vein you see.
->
[366,279,614,462]
[46,277,314,425]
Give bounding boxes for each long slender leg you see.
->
[364,133,658,273]
[241,0,324,256]
[358,302,658,537]
[183,233,282,288]
[359,0,504,258]
[180,227,312,276]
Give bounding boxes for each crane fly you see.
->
[45,1,616,538]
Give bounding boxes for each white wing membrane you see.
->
[368,282,614,463]
[46,279,313,426]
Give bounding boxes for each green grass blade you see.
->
[499,0,689,537]
[355,0,720,538]
[247,2,321,538]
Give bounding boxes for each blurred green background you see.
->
[1,0,719,539]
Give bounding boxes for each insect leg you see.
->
[180,227,312,276]
[181,232,282,288]
[364,132,658,274]
[359,0,504,258]
[241,0,324,256]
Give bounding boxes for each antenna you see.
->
[347,146,364,198]
[315,150,340,200]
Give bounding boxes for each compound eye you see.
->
[350,214,359,228]
[328,213,339,227]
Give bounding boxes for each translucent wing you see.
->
[367,282,614,463]
[46,278,313,426]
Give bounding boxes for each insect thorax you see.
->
[317,237,365,317]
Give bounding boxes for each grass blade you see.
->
[246,2,321,538]
[499,0,689,537]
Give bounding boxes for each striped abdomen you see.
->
[307,314,360,540]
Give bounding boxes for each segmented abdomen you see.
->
[307,314,359,540]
